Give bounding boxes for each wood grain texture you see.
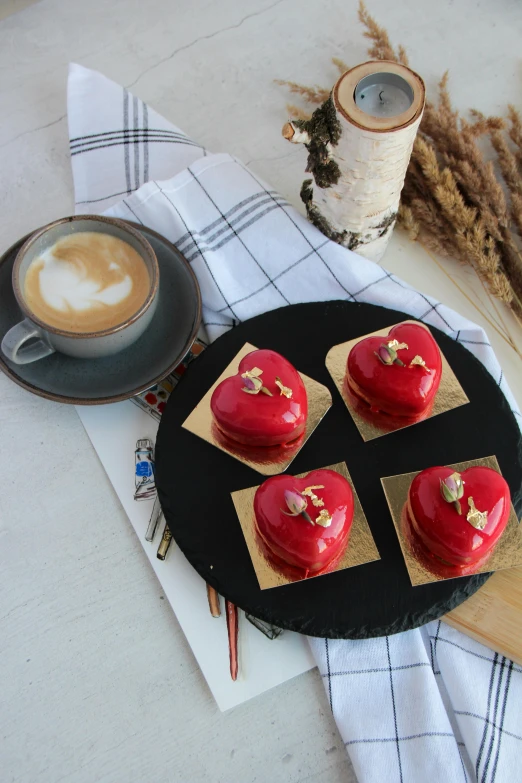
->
[445,566,522,665]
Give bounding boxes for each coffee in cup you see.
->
[24,232,151,334]
[1,215,159,365]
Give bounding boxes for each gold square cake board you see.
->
[325,320,469,441]
[182,342,332,475]
[231,461,380,589]
[381,455,522,587]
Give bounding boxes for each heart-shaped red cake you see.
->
[211,349,308,447]
[346,323,442,417]
[407,465,511,568]
[253,469,354,577]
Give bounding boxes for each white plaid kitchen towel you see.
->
[68,63,522,783]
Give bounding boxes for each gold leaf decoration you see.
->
[275,376,293,398]
[302,485,326,507]
[388,339,409,351]
[409,355,432,372]
[467,496,488,530]
[302,485,325,493]
[315,509,333,527]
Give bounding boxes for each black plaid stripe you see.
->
[430,625,471,783]
[325,638,333,712]
[123,180,284,320]
[76,189,130,206]
[70,129,203,156]
[429,623,436,672]
[123,88,131,194]
[482,657,507,782]
[432,620,442,676]
[122,199,143,225]
[235,161,465,334]
[458,338,492,348]
[216,240,330,312]
[455,709,522,741]
[205,321,236,329]
[321,661,431,678]
[428,635,522,673]
[187,166,290,307]
[476,653,499,779]
[154,183,240,320]
[386,636,403,783]
[345,731,455,746]
[417,302,454,329]
[480,656,515,783]
[155,184,204,263]
[491,660,514,782]
[350,270,391,298]
[183,199,288,261]
[385,274,455,331]
[143,102,149,183]
[171,191,290,263]
[70,128,195,146]
[70,135,203,157]
[133,95,140,190]
[238,161,357,301]
[174,190,287,249]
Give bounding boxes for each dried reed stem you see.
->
[274,80,329,105]
[276,0,522,340]
[357,0,397,61]
[285,103,312,121]
[508,105,522,172]
[332,57,350,74]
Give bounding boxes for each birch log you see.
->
[282,61,425,262]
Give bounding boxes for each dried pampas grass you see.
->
[276,1,522,353]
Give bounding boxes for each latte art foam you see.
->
[24,232,151,333]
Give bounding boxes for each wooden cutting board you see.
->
[444,566,522,664]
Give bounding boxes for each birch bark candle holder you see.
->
[282,61,425,262]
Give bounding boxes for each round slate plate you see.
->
[0,223,201,404]
[155,301,522,639]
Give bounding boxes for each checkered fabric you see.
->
[310,622,522,783]
[68,63,522,782]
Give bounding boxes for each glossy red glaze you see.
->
[408,466,511,567]
[253,469,354,576]
[346,323,442,417]
[210,349,308,447]
[211,422,304,466]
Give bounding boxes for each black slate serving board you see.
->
[155,301,522,638]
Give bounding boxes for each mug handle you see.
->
[1,319,55,365]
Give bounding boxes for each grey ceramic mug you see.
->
[1,215,159,364]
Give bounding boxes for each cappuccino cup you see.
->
[1,215,159,364]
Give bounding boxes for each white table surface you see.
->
[1,1,521,781]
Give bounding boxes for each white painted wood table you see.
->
[1,1,521,781]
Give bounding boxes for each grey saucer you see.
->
[0,222,201,404]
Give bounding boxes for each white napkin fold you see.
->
[68,63,522,783]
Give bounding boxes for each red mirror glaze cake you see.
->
[253,469,354,578]
[407,465,511,568]
[346,323,442,418]
[210,349,308,447]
